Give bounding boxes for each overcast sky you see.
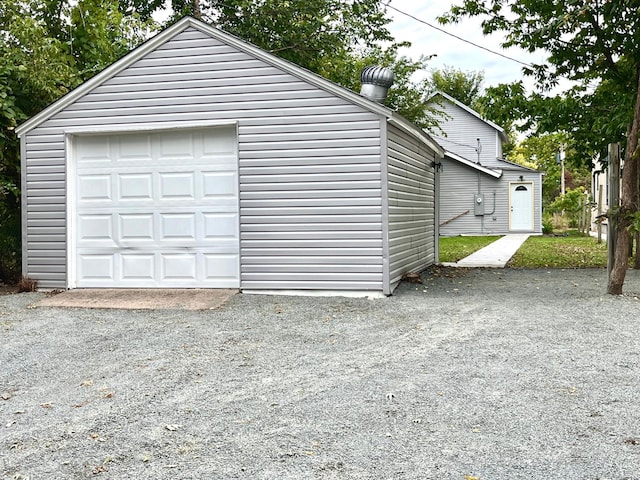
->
[385,1,548,92]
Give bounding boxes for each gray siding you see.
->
[23,26,385,290]
[387,124,436,289]
[432,100,503,167]
[439,158,542,236]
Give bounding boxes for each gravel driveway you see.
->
[2,268,640,479]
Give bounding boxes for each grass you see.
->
[439,235,502,262]
[509,231,608,268]
[439,230,609,268]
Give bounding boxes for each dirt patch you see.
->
[36,288,237,310]
[0,284,16,295]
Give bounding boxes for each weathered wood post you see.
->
[597,185,603,243]
[607,143,620,279]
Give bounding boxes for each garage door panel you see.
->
[119,173,153,200]
[203,171,236,198]
[204,254,239,280]
[78,214,114,242]
[160,213,196,240]
[75,126,239,288]
[118,134,152,161]
[203,129,236,156]
[77,137,111,164]
[119,214,154,240]
[203,213,238,240]
[79,255,115,280]
[79,175,112,201]
[121,254,155,280]
[160,131,195,159]
[160,172,196,200]
[162,253,197,280]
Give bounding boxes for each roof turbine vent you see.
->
[360,65,394,103]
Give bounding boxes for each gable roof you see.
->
[428,91,509,143]
[16,17,443,157]
[444,150,502,178]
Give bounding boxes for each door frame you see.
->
[508,181,534,231]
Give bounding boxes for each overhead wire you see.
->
[384,2,535,69]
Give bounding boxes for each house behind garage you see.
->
[428,91,543,236]
[17,17,444,295]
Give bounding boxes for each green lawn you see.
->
[439,231,608,268]
[439,235,502,262]
[509,231,608,268]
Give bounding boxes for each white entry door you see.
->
[510,182,534,231]
[73,126,239,288]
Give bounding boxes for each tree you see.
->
[166,0,393,75]
[441,1,640,294]
[475,81,531,140]
[430,65,484,107]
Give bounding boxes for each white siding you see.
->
[387,124,436,290]
[23,27,384,290]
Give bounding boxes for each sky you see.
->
[385,1,549,93]
[152,1,559,94]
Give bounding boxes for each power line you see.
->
[384,2,535,69]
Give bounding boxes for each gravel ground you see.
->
[1,267,640,480]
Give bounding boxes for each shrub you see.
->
[0,199,21,284]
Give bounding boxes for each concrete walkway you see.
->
[443,233,531,268]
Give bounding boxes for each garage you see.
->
[17,16,443,295]
[72,126,239,288]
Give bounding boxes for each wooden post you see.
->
[578,195,584,234]
[597,184,603,243]
[607,143,620,279]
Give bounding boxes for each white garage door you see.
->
[73,126,239,288]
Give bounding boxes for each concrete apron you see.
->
[37,288,238,311]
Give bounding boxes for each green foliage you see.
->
[430,66,484,107]
[508,132,593,208]
[171,0,393,76]
[70,0,155,79]
[118,0,166,21]
[474,81,531,151]
[541,215,553,235]
[439,235,502,263]
[547,187,593,229]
